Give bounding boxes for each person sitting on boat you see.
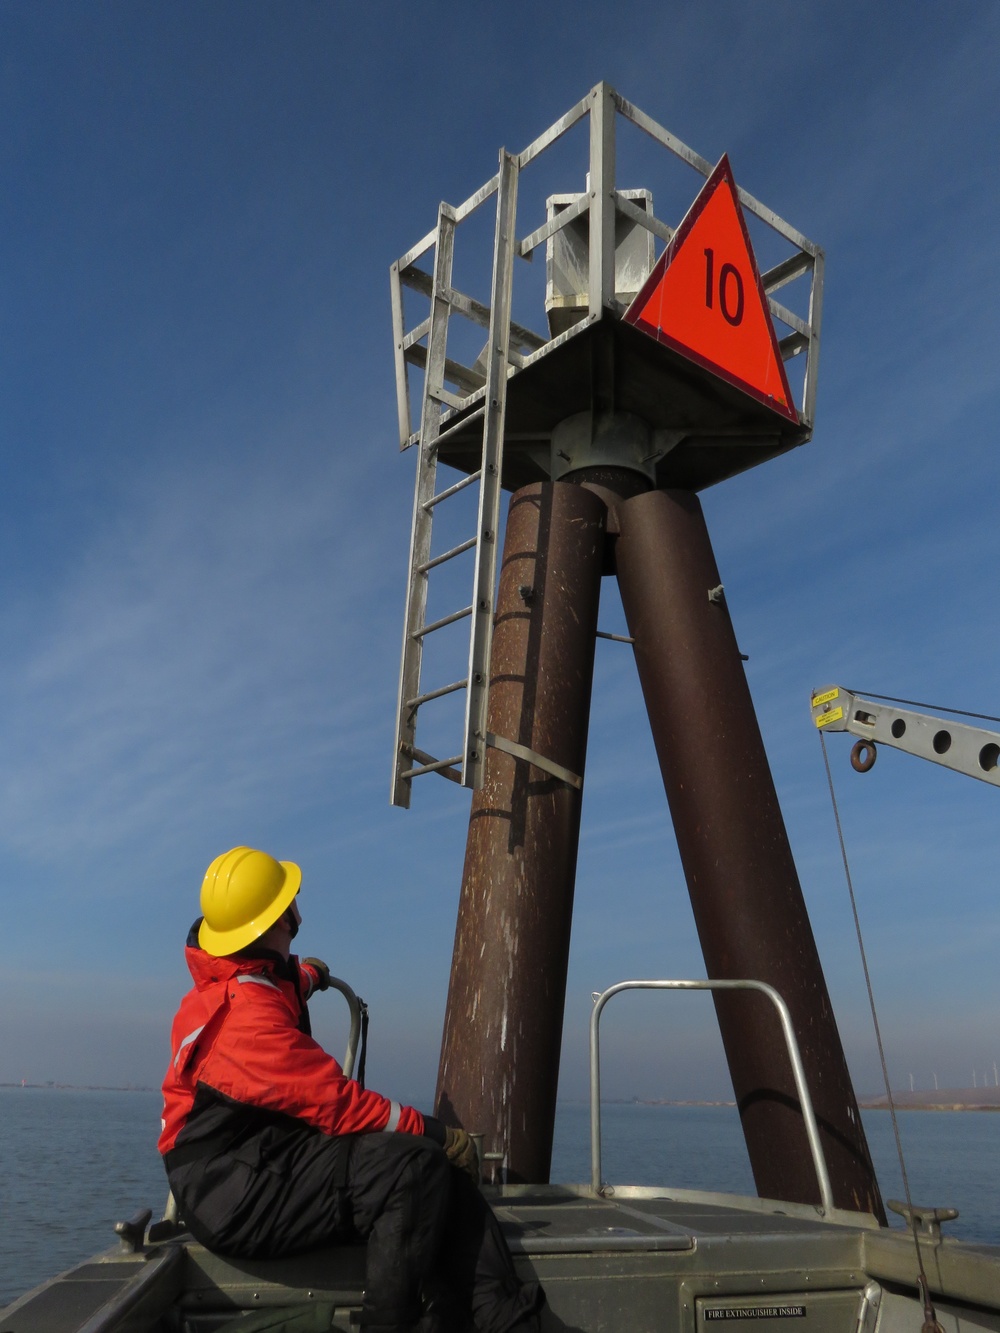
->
[159,845,543,1333]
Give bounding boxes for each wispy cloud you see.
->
[0,431,406,873]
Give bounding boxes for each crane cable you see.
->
[818,729,944,1333]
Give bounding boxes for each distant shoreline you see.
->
[6,1085,1000,1111]
[858,1098,1000,1112]
[613,1093,1000,1113]
[0,1082,156,1092]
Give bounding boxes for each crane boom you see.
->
[810,685,1000,787]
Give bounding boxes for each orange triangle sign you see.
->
[624,155,797,423]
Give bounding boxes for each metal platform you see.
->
[428,313,810,494]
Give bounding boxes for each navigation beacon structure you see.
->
[388,84,879,1220]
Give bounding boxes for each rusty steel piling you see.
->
[613,487,884,1218]
[435,482,606,1183]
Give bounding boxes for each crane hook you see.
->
[850,739,877,773]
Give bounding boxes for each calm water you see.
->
[2,1089,1000,1308]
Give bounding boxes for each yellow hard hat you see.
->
[198,846,302,956]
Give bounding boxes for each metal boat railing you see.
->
[328,974,365,1080]
[588,979,835,1214]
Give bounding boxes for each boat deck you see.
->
[4,1186,999,1333]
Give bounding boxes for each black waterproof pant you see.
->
[167,1129,541,1333]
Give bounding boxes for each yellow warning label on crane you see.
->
[814,706,843,728]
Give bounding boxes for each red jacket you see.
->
[159,936,425,1156]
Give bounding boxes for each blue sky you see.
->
[2,2,999,1115]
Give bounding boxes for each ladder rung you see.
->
[407,678,468,709]
[429,384,467,411]
[412,605,473,639]
[400,752,465,781]
[430,404,486,451]
[418,537,477,574]
[404,341,487,397]
[424,469,482,511]
[401,317,431,351]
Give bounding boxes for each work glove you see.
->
[302,957,331,993]
[443,1126,480,1185]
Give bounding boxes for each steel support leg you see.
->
[435,482,606,1184]
[614,488,884,1220]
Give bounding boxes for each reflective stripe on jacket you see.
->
[159,935,424,1156]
